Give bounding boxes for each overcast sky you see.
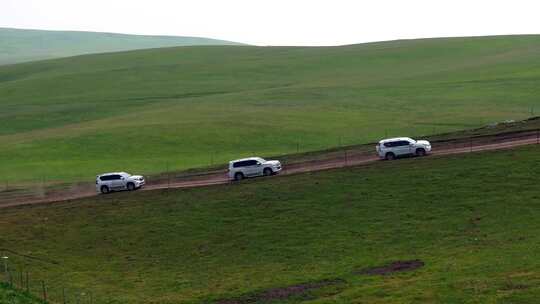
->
[2,0,540,46]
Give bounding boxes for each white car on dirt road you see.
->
[228,157,282,181]
[96,172,145,194]
[376,137,432,160]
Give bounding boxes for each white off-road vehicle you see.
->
[96,172,145,194]
[376,137,432,160]
[228,157,282,181]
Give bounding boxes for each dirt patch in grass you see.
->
[216,279,346,304]
[356,260,424,276]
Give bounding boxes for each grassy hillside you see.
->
[2,35,540,182]
[0,27,243,65]
[1,145,540,303]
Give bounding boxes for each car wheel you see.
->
[234,172,244,181]
[100,185,110,194]
[416,148,426,157]
[127,182,135,191]
[385,152,395,160]
[263,168,273,176]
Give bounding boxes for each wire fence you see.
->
[1,127,539,207]
[1,252,107,304]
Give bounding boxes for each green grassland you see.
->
[1,145,540,303]
[0,283,42,304]
[0,28,243,65]
[2,35,540,182]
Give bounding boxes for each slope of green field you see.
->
[0,283,42,304]
[0,27,243,65]
[1,35,540,182]
[1,146,540,303]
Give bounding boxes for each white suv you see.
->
[228,157,282,181]
[376,137,431,160]
[96,172,145,194]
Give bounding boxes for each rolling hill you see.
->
[0,27,244,65]
[2,145,540,303]
[1,35,540,182]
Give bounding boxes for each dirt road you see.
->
[145,134,540,192]
[1,132,538,209]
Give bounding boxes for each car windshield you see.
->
[256,158,266,163]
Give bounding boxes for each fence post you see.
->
[19,268,23,289]
[41,280,47,302]
[2,256,8,284]
[42,176,46,198]
[25,271,29,293]
[166,162,170,191]
[2,255,5,282]
[26,271,30,293]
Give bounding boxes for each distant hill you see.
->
[1,35,540,182]
[0,27,244,65]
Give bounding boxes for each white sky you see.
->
[2,0,540,46]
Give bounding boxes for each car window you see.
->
[396,141,409,146]
[233,161,246,168]
[111,175,121,180]
[246,160,258,166]
[99,175,109,181]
